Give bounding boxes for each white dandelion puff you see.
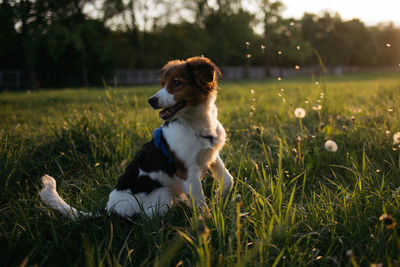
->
[278,50,282,55]
[295,65,300,70]
[346,250,354,257]
[393,132,400,145]
[250,89,255,94]
[277,77,282,81]
[386,43,391,47]
[290,21,295,26]
[325,140,338,152]
[294,108,306,119]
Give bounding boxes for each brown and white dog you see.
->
[40,57,234,218]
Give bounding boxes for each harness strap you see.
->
[153,127,173,164]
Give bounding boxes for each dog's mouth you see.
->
[159,100,186,120]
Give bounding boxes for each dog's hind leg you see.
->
[209,154,234,197]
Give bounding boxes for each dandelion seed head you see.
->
[245,41,250,47]
[290,21,295,26]
[386,43,391,47]
[282,98,286,103]
[296,45,300,50]
[346,250,354,257]
[325,140,338,152]
[385,130,391,134]
[277,77,282,81]
[315,81,320,85]
[278,93,282,97]
[261,44,266,51]
[295,65,300,70]
[278,50,282,55]
[312,104,322,111]
[388,108,393,112]
[305,100,309,104]
[246,54,252,59]
[376,169,381,173]
[294,107,306,119]
[280,88,284,91]
[250,89,255,94]
[393,132,400,145]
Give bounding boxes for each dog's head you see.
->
[148,57,222,120]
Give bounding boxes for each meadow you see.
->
[1,72,400,266]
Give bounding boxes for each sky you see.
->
[280,0,400,26]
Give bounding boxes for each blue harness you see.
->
[153,127,173,164]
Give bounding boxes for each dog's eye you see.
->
[173,80,182,87]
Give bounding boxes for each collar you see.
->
[153,127,173,163]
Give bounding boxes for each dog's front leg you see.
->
[183,168,207,208]
[210,154,234,197]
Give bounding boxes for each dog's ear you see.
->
[186,57,222,91]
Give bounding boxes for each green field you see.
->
[1,72,400,266]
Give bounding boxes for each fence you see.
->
[1,66,399,89]
[0,71,26,89]
[111,66,400,86]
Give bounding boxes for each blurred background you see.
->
[0,0,399,89]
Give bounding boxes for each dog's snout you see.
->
[148,97,158,108]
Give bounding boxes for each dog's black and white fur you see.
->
[40,57,234,218]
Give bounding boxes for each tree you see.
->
[258,0,284,76]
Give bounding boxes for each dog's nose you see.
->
[148,97,159,108]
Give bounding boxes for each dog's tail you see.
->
[39,174,93,220]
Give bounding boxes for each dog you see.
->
[40,56,234,218]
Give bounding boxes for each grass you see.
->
[1,71,400,266]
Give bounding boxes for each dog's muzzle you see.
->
[148,96,159,109]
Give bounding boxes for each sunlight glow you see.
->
[280,0,400,25]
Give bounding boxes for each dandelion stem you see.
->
[236,201,241,263]
[299,118,303,136]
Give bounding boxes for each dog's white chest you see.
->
[163,122,212,168]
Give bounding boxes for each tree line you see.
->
[0,0,399,88]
